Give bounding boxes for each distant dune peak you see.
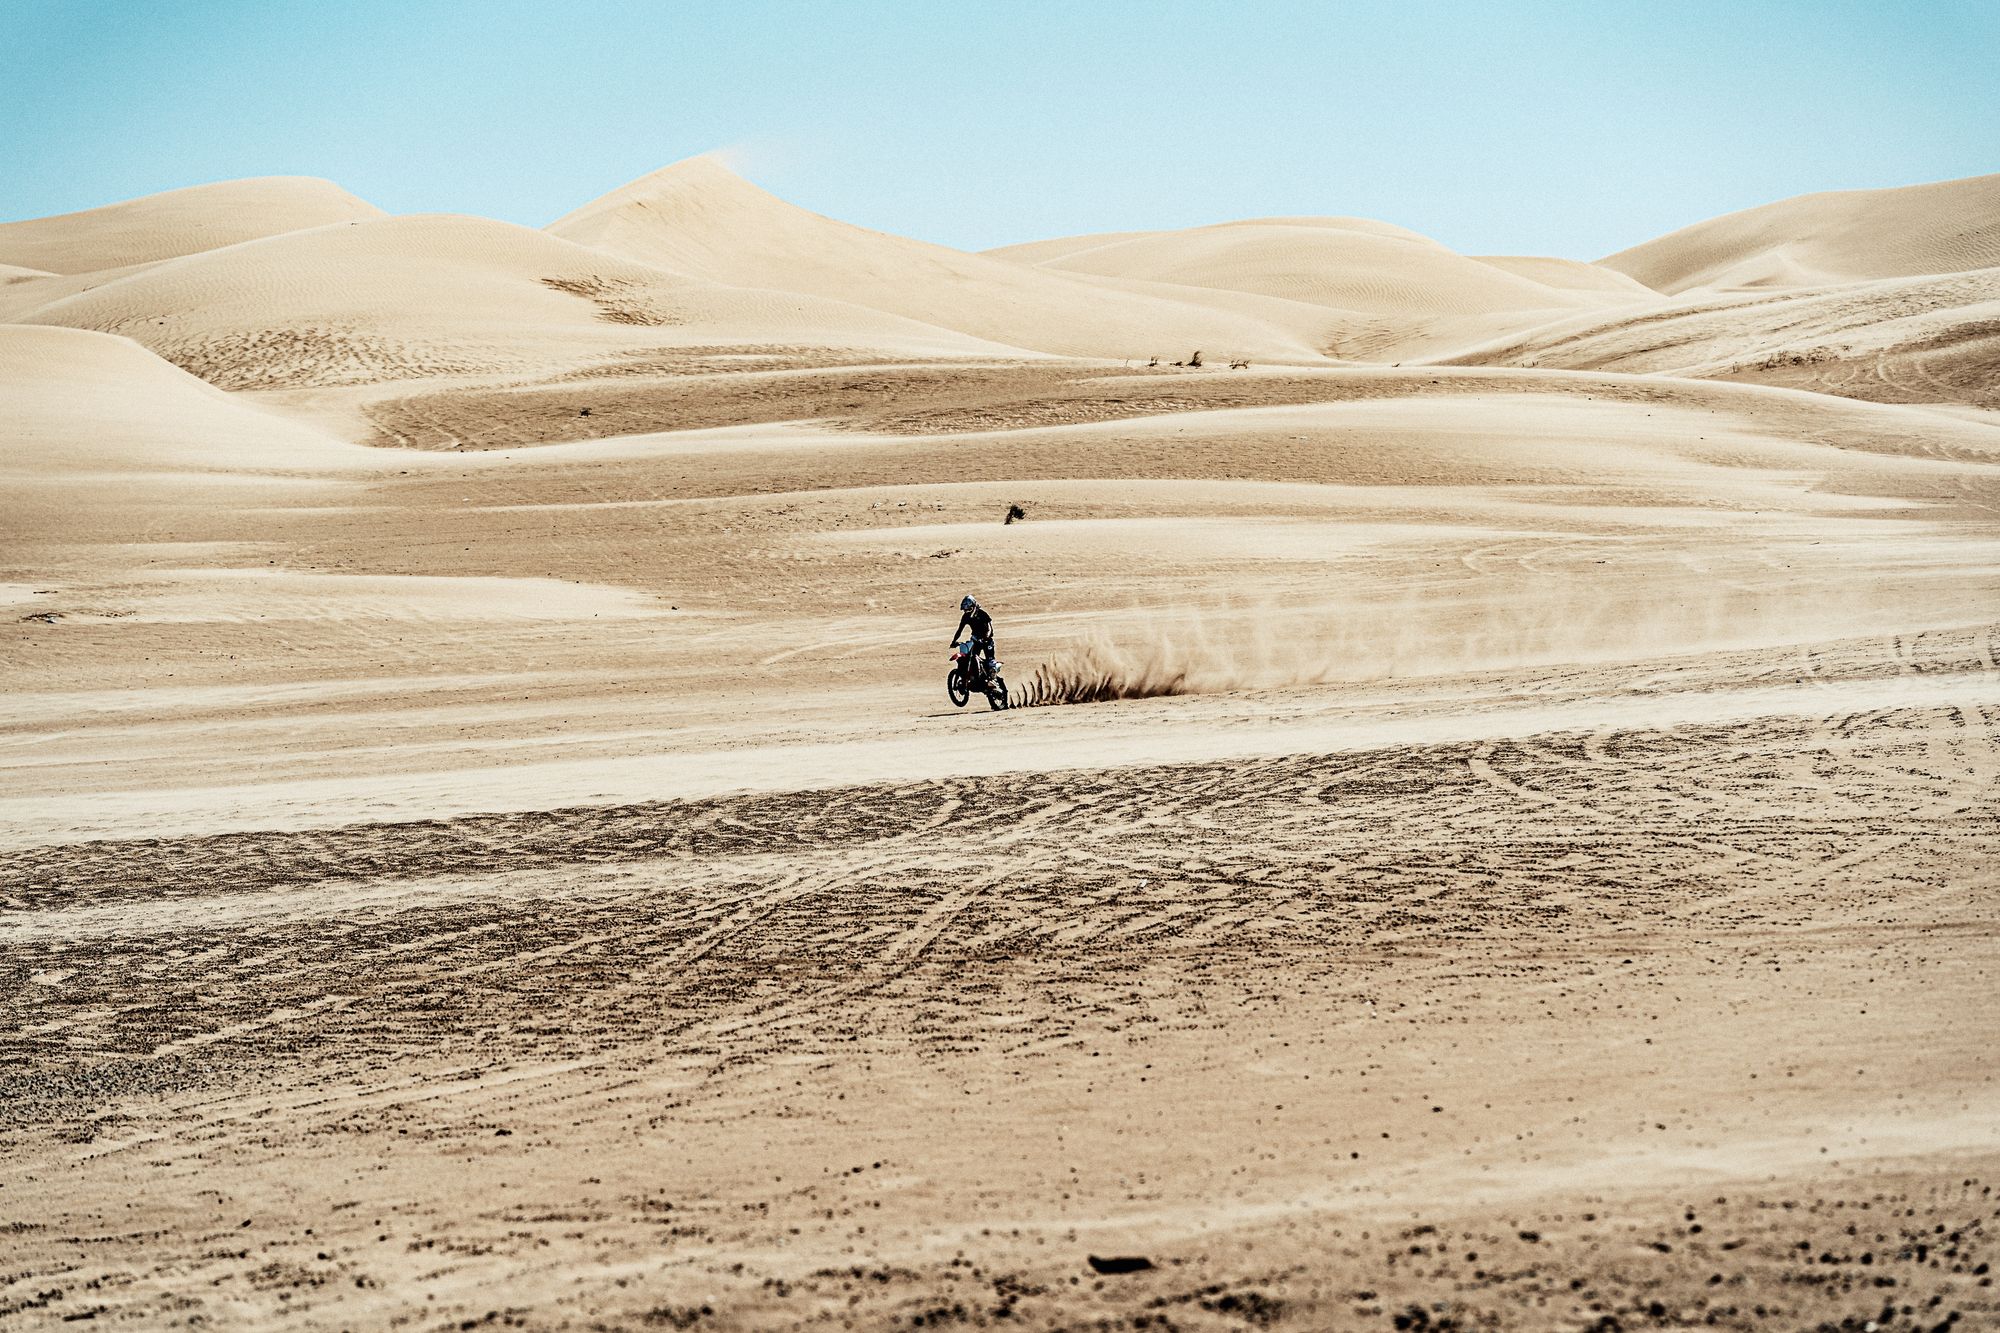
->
[986,215,1444,267]
[548,156,1341,361]
[978,214,1633,330]
[12,161,1992,393]
[549,154,804,232]
[16,208,1018,391]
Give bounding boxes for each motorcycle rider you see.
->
[951,594,996,676]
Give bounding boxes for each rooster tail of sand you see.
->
[1011,575,1987,709]
[1012,616,1288,709]
[1014,643,1193,708]
[1013,613,1327,708]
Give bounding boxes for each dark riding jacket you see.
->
[954,604,994,650]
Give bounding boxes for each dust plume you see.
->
[1009,571,1995,709]
[1012,640,1194,707]
[1010,613,1328,709]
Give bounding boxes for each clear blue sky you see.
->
[3,0,1994,258]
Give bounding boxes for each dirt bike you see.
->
[948,639,1009,711]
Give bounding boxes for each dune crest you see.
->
[548,156,1338,361]
[1601,172,2000,293]
[989,216,1667,364]
[996,217,1596,318]
[21,211,1008,391]
[0,176,385,275]
[987,214,1439,268]
[1468,254,1658,300]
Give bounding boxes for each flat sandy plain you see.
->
[4,163,2000,1330]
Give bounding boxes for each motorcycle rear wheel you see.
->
[985,677,1009,711]
[947,670,970,707]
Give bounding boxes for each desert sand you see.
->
[3,159,1999,1330]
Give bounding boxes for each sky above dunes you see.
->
[3,0,1994,259]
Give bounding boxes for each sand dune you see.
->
[0,176,385,275]
[990,216,1662,363]
[549,156,1339,361]
[983,226,1166,266]
[1602,171,2000,293]
[0,257,182,323]
[0,326,374,570]
[1469,253,1658,301]
[997,216,1600,318]
[0,324,361,472]
[7,161,2000,1330]
[0,263,69,322]
[987,214,1439,266]
[1447,264,2000,407]
[20,211,1010,391]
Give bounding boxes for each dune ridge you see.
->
[1468,253,1658,300]
[0,176,385,275]
[1447,265,2000,408]
[21,211,1011,391]
[549,156,1340,361]
[996,216,1612,318]
[1601,171,2000,293]
[989,215,1672,363]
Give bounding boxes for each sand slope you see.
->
[990,217,1664,362]
[20,212,1011,391]
[0,258,184,323]
[987,214,1438,266]
[999,217,1602,319]
[548,157,1337,361]
[1447,265,2000,408]
[0,263,68,323]
[0,325,362,472]
[0,176,386,275]
[1470,253,1659,301]
[1602,172,2000,293]
[983,226,1166,266]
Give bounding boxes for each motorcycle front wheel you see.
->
[947,669,970,707]
[985,677,1009,711]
